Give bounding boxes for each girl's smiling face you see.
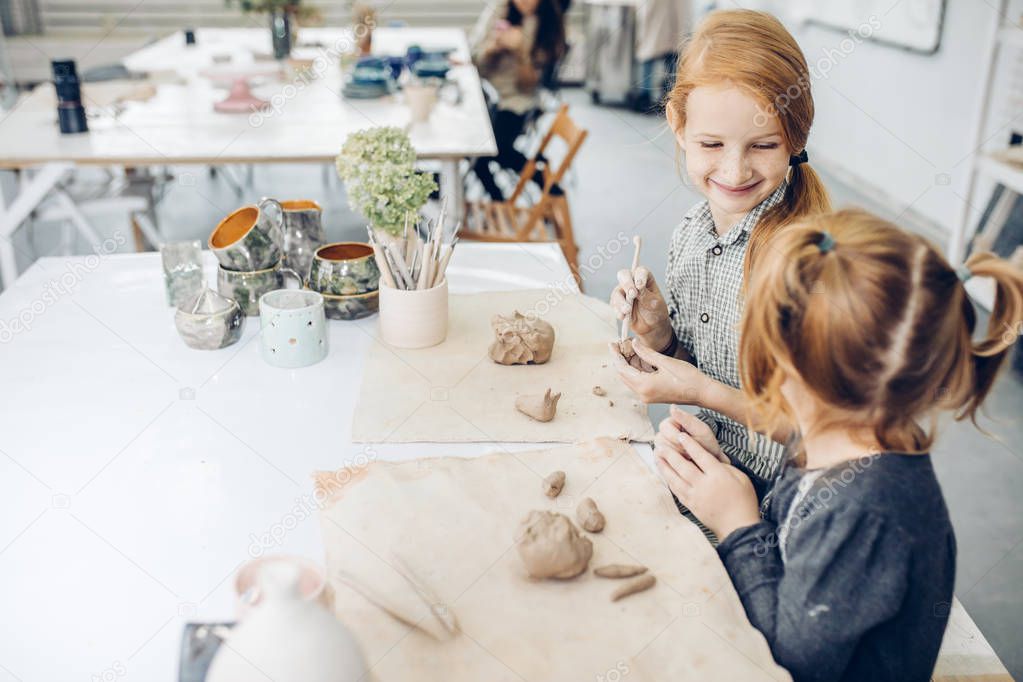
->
[673,83,791,232]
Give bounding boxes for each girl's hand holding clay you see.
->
[654,407,759,540]
[610,266,672,352]
[608,338,710,405]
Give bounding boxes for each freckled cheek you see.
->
[755,153,791,186]
[683,151,715,186]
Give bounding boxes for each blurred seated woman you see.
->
[471,0,567,200]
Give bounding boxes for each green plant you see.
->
[336,127,437,236]
[226,0,319,22]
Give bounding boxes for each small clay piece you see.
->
[489,311,556,365]
[619,338,657,373]
[542,470,566,498]
[608,400,614,407]
[611,574,656,601]
[515,388,561,422]
[595,564,648,579]
[516,510,593,579]
[592,385,607,397]
[576,497,606,533]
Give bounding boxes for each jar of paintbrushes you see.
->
[368,206,458,349]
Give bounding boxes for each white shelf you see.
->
[965,275,996,311]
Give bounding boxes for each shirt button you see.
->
[700,312,710,323]
[712,245,723,256]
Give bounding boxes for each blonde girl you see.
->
[610,10,830,525]
[655,209,1023,681]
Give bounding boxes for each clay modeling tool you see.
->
[366,227,397,289]
[620,235,643,342]
[334,570,445,641]
[391,553,460,637]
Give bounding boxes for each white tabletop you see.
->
[0,27,497,167]
[0,242,651,681]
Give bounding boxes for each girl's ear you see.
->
[665,102,685,151]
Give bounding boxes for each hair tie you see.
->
[955,265,973,283]
[817,231,835,254]
[789,149,809,167]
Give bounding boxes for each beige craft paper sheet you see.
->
[352,290,655,443]
[316,439,790,682]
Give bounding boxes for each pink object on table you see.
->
[214,78,270,114]
[234,554,330,620]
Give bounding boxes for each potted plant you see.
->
[336,126,437,243]
[227,0,320,60]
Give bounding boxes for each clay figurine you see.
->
[611,574,656,602]
[515,388,561,422]
[576,497,606,532]
[542,471,566,498]
[489,311,556,365]
[618,338,657,373]
[516,510,593,579]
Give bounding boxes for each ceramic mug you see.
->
[209,198,285,272]
[307,242,380,296]
[279,199,326,281]
[217,262,302,316]
[379,278,448,348]
[258,289,328,368]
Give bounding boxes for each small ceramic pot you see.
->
[259,289,328,368]
[279,199,326,281]
[218,263,302,316]
[379,278,448,348]
[174,287,244,350]
[307,242,380,296]
[209,198,285,271]
[320,289,379,321]
[234,555,331,621]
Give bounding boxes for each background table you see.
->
[0,243,1007,681]
[0,27,498,287]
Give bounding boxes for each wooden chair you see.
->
[459,104,588,287]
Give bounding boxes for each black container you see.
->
[184,28,196,45]
[51,59,88,134]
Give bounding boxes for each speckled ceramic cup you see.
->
[307,242,380,296]
[279,199,326,280]
[217,262,302,316]
[209,198,285,271]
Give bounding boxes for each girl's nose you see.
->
[718,147,752,185]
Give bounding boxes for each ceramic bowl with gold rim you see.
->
[318,289,379,321]
[307,242,380,296]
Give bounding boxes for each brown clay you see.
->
[594,564,648,579]
[516,510,593,579]
[489,311,556,365]
[576,497,606,532]
[542,471,566,498]
[618,338,657,373]
[515,388,561,422]
[592,385,607,396]
[611,574,656,601]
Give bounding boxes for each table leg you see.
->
[0,163,73,289]
[439,158,464,229]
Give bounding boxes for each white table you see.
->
[0,242,1007,681]
[0,27,498,288]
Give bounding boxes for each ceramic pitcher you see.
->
[278,199,326,281]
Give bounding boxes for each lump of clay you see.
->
[592,385,607,397]
[595,564,648,579]
[576,497,606,532]
[489,311,556,365]
[542,471,566,498]
[516,510,593,579]
[611,574,656,601]
[515,388,561,422]
[618,338,656,373]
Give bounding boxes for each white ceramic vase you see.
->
[207,562,367,682]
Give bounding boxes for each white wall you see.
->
[729,0,1003,236]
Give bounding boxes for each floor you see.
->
[7,87,1023,677]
